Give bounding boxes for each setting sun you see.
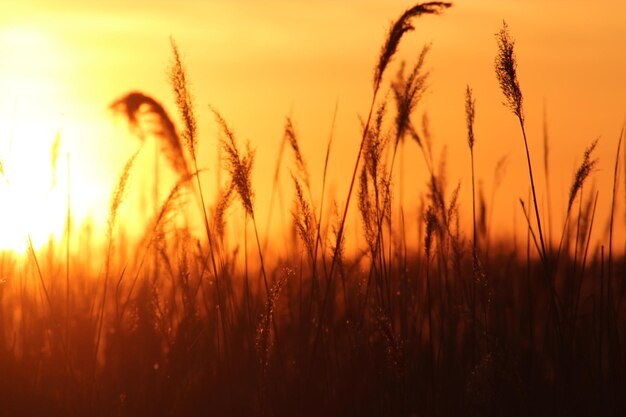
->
[0,123,66,251]
[0,1,624,416]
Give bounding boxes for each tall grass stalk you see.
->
[93,150,137,401]
[465,85,478,364]
[607,127,623,292]
[263,127,287,255]
[606,127,623,382]
[312,102,338,281]
[556,139,598,261]
[314,2,450,365]
[424,205,437,414]
[116,172,195,323]
[495,22,547,263]
[65,152,71,361]
[212,109,269,295]
[27,236,52,315]
[169,38,228,345]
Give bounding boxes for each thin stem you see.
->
[519,119,547,262]
[470,147,478,365]
[251,213,269,296]
[193,158,228,346]
[65,153,71,360]
[311,86,380,368]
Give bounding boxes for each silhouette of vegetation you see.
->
[0,3,624,417]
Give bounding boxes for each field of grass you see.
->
[0,3,625,416]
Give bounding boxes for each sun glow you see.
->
[0,115,68,251]
[0,89,137,254]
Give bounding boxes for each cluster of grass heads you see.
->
[1,3,625,416]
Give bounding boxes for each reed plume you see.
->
[495,22,523,121]
[284,118,311,192]
[359,167,377,252]
[215,111,255,217]
[322,3,451,309]
[495,22,546,262]
[107,151,139,238]
[374,2,451,93]
[392,44,430,146]
[465,86,476,150]
[166,40,227,346]
[212,108,269,294]
[465,86,478,358]
[286,118,318,262]
[567,139,598,214]
[554,137,598,266]
[316,4,451,333]
[292,174,316,260]
[110,91,189,178]
[169,37,198,157]
[212,182,235,245]
[463,85,482,354]
[465,86,477,247]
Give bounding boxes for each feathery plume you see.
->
[374,2,451,92]
[568,139,599,213]
[169,37,198,157]
[465,85,476,150]
[108,151,139,236]
[495,21,524,121]
[392,44,430,144]
[212,182,235,244]
[359,166,376,251]
[292,174,316,258]
[213,109,256,216]
[110,91,189,177]
[424,205,437,259]
[284,118,310,190]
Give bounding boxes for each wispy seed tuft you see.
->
[568,139,599,213]
[465,85,476,149]
[110,91,189,178]
[213,109,256,216]
[374,2,451,93]
[495,22,524,121]
[169,37,198,157]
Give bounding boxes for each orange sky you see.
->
[0,0,624,254]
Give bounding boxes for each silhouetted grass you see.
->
[0,3,624,417]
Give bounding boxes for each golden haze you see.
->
[0,0,624,253]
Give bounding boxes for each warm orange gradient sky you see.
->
[0,0,624,254]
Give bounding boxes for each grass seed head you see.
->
[425,204,437,258]
[568,139,599,213]
[392,44,430,144]
[495,22,524,121]
[169,37,198,158]
[108,151,139,237]
[465,85,476,150]
[292,174,316,257]
[213,109,256,216]
[374,2,451,92]
[284,118,310,190]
